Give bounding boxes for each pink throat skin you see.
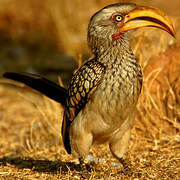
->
[112,31,123,40]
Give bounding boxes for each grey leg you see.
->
[109,127,133,175]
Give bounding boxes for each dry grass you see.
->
[136,45,180,135]
[0,0,179,179]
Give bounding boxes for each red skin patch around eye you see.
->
[112,21,124,40]
[110,13,125,40]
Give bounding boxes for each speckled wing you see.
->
[62,59,105,154]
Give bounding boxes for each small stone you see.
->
[74,175,80,179]
[174,136,180,142]
[86,155,105,164]
[86,155,96,163]
[140,158,146,162]
[111,162,119,167]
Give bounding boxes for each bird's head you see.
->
[88,3,175,54]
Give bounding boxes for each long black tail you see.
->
[3,72,68,107]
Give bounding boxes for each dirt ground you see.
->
[0,75,179,180]
[0,0,180,179]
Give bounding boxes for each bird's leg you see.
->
[70,117,93,172]
[79,157,87,171]
[78,157,92,178]
[79,157,92,171]
[109,127,133,176]
[118,157,133,175]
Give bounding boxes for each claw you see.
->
[78,158,92,178]
[119,158,133,176]
[79,157,87,171]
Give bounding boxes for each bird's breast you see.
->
[91,63,142,128]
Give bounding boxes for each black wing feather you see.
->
[62,59,105,154]
[3,72,68,106]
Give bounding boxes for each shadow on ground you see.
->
[0,156,84,173]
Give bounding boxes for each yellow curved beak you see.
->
[120,5,175,37]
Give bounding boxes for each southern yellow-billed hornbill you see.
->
[3,3,175,174]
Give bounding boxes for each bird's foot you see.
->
[118,158,133,176]
[78,158,92,178]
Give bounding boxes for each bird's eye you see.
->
[115,15,123,22]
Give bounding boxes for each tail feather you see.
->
[62,116,72,154]
[3,72,68,107]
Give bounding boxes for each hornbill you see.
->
[3,3,175,174]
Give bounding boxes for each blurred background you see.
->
[0,0,179,179]
[0,0,179,85]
